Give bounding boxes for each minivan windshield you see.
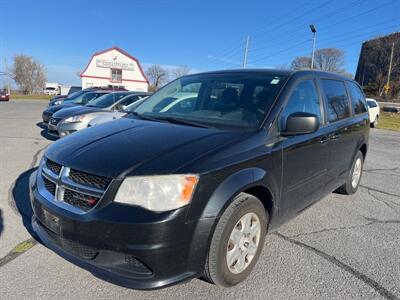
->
[134,73,287,129]
[86,92,131,108]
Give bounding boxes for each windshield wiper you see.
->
[150,116,211,128]
[127,111,164,122]
[127,112,210,128]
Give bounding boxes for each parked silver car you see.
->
[87,97,148,127]
[50,92,150,137]
[87,92,196,127]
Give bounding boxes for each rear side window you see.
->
[321,79,350,122]
[348,82,367,114]
[367,100,377,108]
[281,79,324,127]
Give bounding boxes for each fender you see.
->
[200,167,277,220]
[185,167,279,275]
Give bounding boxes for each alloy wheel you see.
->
[226,212,261,274]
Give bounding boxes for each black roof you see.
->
[186,68,352,81]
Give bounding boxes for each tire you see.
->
[336,150,364,195]
[371,115,379,128]
[203,193,268,287]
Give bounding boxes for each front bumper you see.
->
[30,171,215,289]
[47,123,59,137]
[58,121,86,137]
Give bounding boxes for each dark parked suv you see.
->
[30,69,369,289]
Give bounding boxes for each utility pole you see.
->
[310,24,317,69]
[385,42,395,96]
[242,36,250,68]
[4,57,10,94]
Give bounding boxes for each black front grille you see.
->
[63,189,100,211]
[46,159,62,175]
[41,224,98,260]
[50,117,62,125]
[69,169,112,190]
[43,177,56,195]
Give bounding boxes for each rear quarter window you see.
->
[347,81,367,115]
[321,79,351,123]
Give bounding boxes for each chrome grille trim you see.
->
[39,159,111,214]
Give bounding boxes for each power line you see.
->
[250,39,311,64]
[253,0,333,40]
[251,0,389,54]
[251,22,400,67]
[251,0,315,36]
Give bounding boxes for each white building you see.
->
[80,46,148,91]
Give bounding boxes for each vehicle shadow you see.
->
[40,129,58,141]
[36,122,58,141]
[10,168,40,240]
[0,209,3,238]
[36,122,47,129]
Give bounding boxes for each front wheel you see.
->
[204,193,268,287]
[336,150,364,195]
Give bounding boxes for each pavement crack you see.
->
[0,135,44,141]
[364,167,399,173]
[0,238,38,268]
[360,185,400,199]
[363,217,400,225]
[275,232,399,300]
[363,167,400,178]
[360,185,400,212]
[367,188,400,210]
[286,222,375,238]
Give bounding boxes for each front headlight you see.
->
[114,174,199,212]
[53,100,62,106]
[64,115,86,123]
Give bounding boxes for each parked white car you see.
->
[366,98,380,128]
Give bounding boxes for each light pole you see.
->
[242,35,250,68]
[310,24,317,69]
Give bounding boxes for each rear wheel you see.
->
[204,193,268,287]
[336,150,364,195]
[371,115,379,128]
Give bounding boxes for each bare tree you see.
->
[12,55,46,94]
[146,65,169,91]
[275,63,291,70]
[290,56,312,70]
[171,66,190,79]
[313,48,345,73]
[291,48,346,73]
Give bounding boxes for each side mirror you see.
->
[281,112,319,136]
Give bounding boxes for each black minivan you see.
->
[30,69,369,289]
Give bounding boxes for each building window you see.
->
[111,69,122,82]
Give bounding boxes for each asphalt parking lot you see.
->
[0,100,399,299]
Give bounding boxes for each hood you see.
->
[45,103,79,114]
[45,117,246,178]
[89,112,126,125]
[52,106,104,119]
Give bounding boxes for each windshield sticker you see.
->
[270,78,280,85]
